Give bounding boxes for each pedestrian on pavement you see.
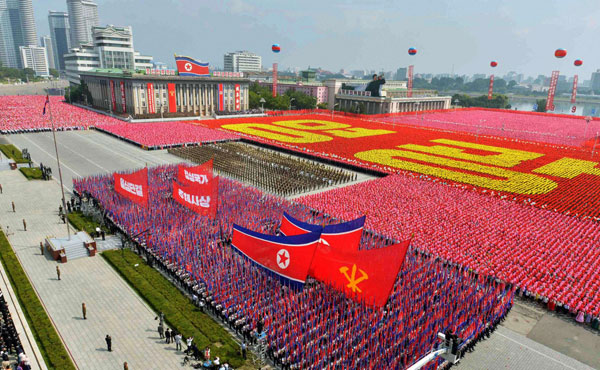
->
[186,336,193,354]
[156,311,165,326]
[22,219,26,231]
[56,265,61,280]
[123,362,128,370]
[157,323,164,339]
[0,183,3,194]
[11,201,15,213]
[82,303,86,320]
[174,332,182,351]
[105,335,112,352]
[241,341,247,359]
[164,328,171,344]
[40,242,44,255]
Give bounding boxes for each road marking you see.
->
[39,131,112,173]
[496,330,582,370]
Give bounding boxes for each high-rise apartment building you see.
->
[19,45,49,76]
[0,0,37,68]
[67,0,98,48]
[64,25,152,84]
[591,70,600,92]
[395,67,407,80]
[48,10,70,70]
[40,35,55,69]
[224,50,261,72]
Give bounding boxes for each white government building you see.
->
[224,50,262,73]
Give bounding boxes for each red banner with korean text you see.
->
[119,81,126,112]
[110,80,117,112]
[309,240,411,307]
[177,160,213,186]
[147,83,155,114]
[172,179,217,217]
[571,75,578,104]
[488,75,494,100]
[235,84,241,111]
[546,71,559,111]
[218,84,224,111]
[168,83,177,113]
[407,65,414,98]
[273,63,278,97]
[113,168,148,206]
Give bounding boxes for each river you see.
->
[509,96,600,117]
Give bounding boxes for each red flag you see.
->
[113,168,148,206]
[173,177,217,217]
[231,224,322,286]
[177,160,213,186]
[167,83,177,113]
[309,240,411,307]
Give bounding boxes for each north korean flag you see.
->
[175,55,210,77]
[310,240,411,307]
[231,224,321,287]
[280,212,365,251]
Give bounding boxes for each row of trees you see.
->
[249,83,318,110]
[451,94,511,109]
[0,65,59,83]
[64,81,92,104]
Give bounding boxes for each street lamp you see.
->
[331,103,339,119]
[289,97,295,111]
[260,97,266,113]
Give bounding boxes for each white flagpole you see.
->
[47,96,71,239]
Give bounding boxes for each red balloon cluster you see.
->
[555,49,567,58]
[490,61,498,68]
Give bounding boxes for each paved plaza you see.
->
[1,130,599,369]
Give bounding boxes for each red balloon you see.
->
[555,49,567,58]
[490,61,498,67]
[574,59,583,66]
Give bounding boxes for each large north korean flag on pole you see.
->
[113,168,148,206]
[175,55,210,77]
[310,240,411,307]
[172,178,218,218]
[231,224,322,287]
[177,160,213,186]
[280,212,365,251]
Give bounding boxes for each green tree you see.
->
[49,68,59,78]
[317,102,328,109]
[535,99,547,112]
[284,89,317,109]
[66,81,92,104]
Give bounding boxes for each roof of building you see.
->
[80,69,248,82]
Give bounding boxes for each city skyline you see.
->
[30,0,600,78]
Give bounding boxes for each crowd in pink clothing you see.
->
[380,109,600,147]
[95,121,240,149]
[297,172,600,317]
[0,95,123,133]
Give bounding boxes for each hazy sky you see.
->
[34,0,600,78]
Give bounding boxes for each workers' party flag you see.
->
[309,240,411,307]
[177,160,213,186]
[172,177,218,217]
[231,224,322,287]
[113,168,148,206]
[280,212,365,251]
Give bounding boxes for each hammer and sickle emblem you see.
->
[339,264,368,293]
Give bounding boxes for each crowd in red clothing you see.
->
[0,95,123,133]
[95,121,240,149]
[297,172,600,319]
[74,166,513,369]
[379,109,600,148]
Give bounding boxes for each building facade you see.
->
[66,0,98,48]
[40,35,55,69]
[64,24,153,85]
[257,81,329,104]
[0,0,37,68]
[591,70,600,92]
[224,50,261,72]
[19,45,49,76]
[323,79,451,114]
[80,70,250,118]
[48,10,70,70]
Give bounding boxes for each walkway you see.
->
[0,170,185,369]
